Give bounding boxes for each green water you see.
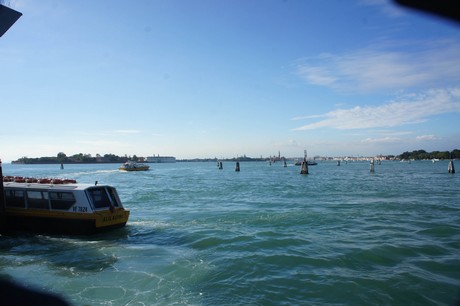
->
[1,160,459,305]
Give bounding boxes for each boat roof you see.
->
[3,182,111,191]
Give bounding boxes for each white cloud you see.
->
[362,137,401,143]
[293,88,460,130]
[297,66,336,87]
[416,135,439,141]
[296,40,460,93]
[374,130,413,136]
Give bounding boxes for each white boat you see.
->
[119,161,150,171]
[2,178,130,235]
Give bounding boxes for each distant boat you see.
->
[295,149,317,166]
[119,161,150,171]
[294,160,317,166]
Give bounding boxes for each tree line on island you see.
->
[398,149,460,160]
[10,149,460,164]
[11,153,265,164]
[12,152,136,164]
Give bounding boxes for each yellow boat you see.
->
[2,179,129,235]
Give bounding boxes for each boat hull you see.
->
[294,161,318,166]
[118,167,149,171]
[4,208,130,235]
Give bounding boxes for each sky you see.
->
[1,0,460,162]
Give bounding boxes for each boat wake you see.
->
[66,169,119,176]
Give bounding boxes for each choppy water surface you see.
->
[1,161,460,305]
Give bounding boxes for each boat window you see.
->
[27,190,50,210]
[107,187,121,207]
[49,192,76,210]
[87,187,111,209]
[4,189,26,208]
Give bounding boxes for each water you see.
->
[1,161,459,305]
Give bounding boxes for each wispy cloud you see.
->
[77,140,122,146]
[114,129,141,134]
[362,136,401,143]
[362,133,441,145]
[373,130,413,136]
[416,134,439,141]
[291,114,327,121]
[358,0,406,18]
[296,40,460,93]
[293,88,460,130]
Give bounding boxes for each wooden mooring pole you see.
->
[300,159,309,175]
[448,159,455,173]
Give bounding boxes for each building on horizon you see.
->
[146,155,176,163]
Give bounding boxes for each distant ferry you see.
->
[146,155,176,163]
[119,161,150,171]
[2,177,130,235]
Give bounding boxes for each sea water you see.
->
[1,161,459,305]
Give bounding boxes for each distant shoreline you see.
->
[8,149,460,165]
[11,157,268,165]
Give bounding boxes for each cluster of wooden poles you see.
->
[215,158,456,175]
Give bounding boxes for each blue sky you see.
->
[1,0,460,161]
